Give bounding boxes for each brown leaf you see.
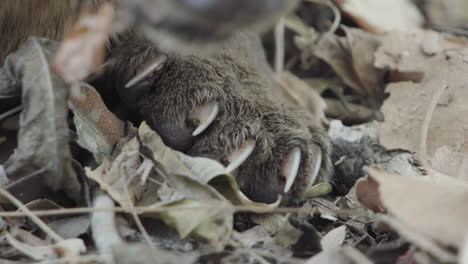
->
[53,4,114,83]
[69,83,126,163]
[364,166,468,248]
[275,71,327,125]
[355,176,386,214]
[314,27,386,109]
[375,30,468,175]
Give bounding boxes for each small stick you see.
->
[274,17,286,73]
[0,189,63,242]
[418,85,447,168]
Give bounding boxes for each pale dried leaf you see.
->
[375,30,468,172]
[320,225,347,250]
[231,226,272,248]
[138,122,281,207]
[337,0,423,33]
[53,4,114,83]
[85,138,148,207]
[0,37,80,203]
[365,166,468,248]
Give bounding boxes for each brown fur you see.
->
[98,32,332,204]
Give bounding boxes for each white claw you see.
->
[282,147,301,193]
[309,149,322,184]
[190,101,219,136]
[124,54,167,88]
[225,140,256,173]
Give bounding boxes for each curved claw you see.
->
[124,54,167,88]
[282,147,301,193]
[189,101,219,136]
[225,139,256,173]
[309,149,322,185]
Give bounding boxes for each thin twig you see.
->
[0,189,63,242]
[0,203,323,218]
[274,17,286,73]
[0,105,23,122]
[124,184,156,250]
[305,0,341,35]
[418,85,447,168]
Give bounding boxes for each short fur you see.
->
[99,32,332,204]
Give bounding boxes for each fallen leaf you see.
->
[355,176,386,214]
[231,226,272,248]
[421,0,468,30]
[314,27,386,110]
[155,199,233,249]
[375,30,468,174]
[364,166,468,249]
[321,225,347,250]
[275,71,327,125]
[69,83,126,163]
[336,0,424,34]
[0,37,80,203]
[53,4,114,83]
[138,122,281,207]
[5,233,85,261]
[48,216,90,240]
[85,138,148,207]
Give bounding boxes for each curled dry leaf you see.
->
[275,71,327,125]
[5,233,85,261]
[53,3,114,83]
[0,38,80,203]
[69,83,126,163]
[336,0,423,34]
[314,27,386,111]
[138,122,281,207]
[355,176,386,214]
[85,138,147,207]
[364,166,468,249]
[375,30,468,177]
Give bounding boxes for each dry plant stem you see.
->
[0,189,63,242]
[378,215,457,263]
[305,0,341,35]
[92,194,123,253]
[274,17,286,73]
[418,85,448,168]
[0,105,23,121]
[124,184,155,250]
[0,204,327,218]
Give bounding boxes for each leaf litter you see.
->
[1,0,468,263]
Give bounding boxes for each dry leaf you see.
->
[0,37,80,203]
[364,166,468,248]
[85,138,148,207]
[275,71,327,125]
[336,0,423,33]
[375,30,468,175]
[53,4,114,82]
[355,176,386,214]
[321,225,347,250]
[314,27,386,110]
[69,82,126,163]
[231,226,272,248]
